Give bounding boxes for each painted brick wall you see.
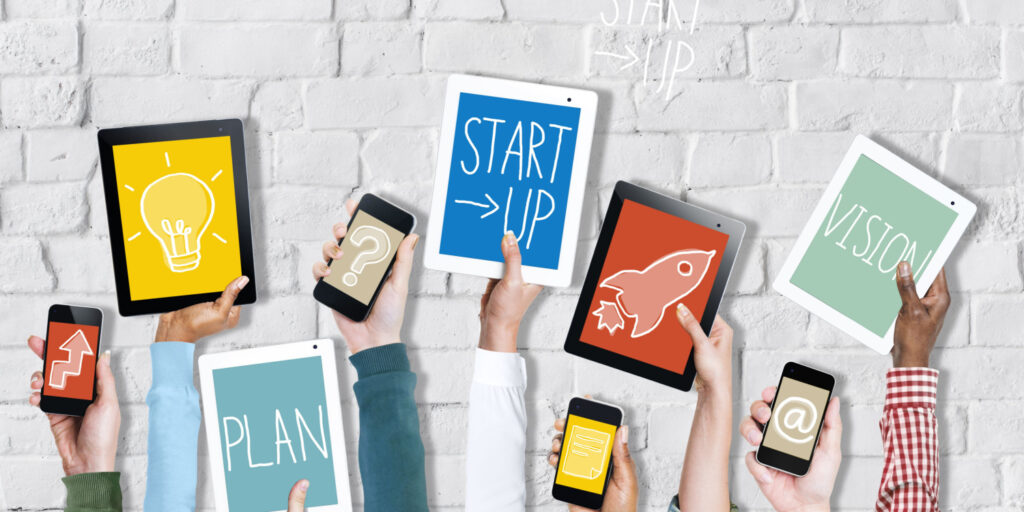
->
[0,0,1022,510]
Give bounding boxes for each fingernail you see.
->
[411,234,420,249]
[503,231,514,244]
[747,430,760,445]
[300,480,309,491]
[102,350,111,361]
[619,425,629,442]
[677,303,690,317]
[237,276,250,290]
[757,406,770,422]
[31,375,39,384]
[898,261,910,278]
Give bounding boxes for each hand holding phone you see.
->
[313,196,418,354]
[549,397,635,511]
[28,314,121,476]
[740,364,842,511]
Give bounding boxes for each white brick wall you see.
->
[0,1,1021,511]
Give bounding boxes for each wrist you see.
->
[154,314,196,343]
[479,320,519,353]
[893,350,930,368]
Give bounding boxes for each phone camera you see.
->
[788,368,794,373]
[313,344,318,350]
[218,127,223,132]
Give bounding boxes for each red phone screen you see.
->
[43,322,100,401]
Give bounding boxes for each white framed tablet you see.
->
[773,135,976,354]
[198,340,351,512]
[424,74,598,287]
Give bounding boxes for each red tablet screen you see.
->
[579,199,729,374]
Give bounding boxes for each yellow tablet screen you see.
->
[112,136,242,301]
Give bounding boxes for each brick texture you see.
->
[0,2,1021,511]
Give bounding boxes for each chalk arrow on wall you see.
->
[48,329,94,390]
[454,193,500,219]
[595,46,640,71]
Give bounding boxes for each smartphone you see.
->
[40,305,104,416]
[313,194,416,322]
[756,362,836,476]
[552,397,624,509]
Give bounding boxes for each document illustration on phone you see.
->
[562,425,611,480]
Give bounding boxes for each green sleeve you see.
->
[63,472,122,512]
[350,343,428,512]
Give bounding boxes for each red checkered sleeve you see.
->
[875,367,940,512]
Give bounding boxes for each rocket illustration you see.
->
[593,250,716,338]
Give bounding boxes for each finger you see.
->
[313,261,331,280]
[480,278,499,312]
[287,479,309,512]
[322,240,343,264]
[500,231,524,286]
[30,371,43,390]
[739,416,764,446]
[761,386,777,404]
[708,315,732,348]
[227,306,241,329]
[215,276,249,316]
[817,397,842,455]
[676,303,709,347]
[749,400,771,424]
[924,267,951,319]
[548,453,559,467]
[895,261,923,312]
[611,425,636,484]
[29,391,40,406]
[94,351,119,406]
[332,221,348,241]
[345,199,357,218]
[554,417,566,433]
[27,335,45,359]
[387,234,419,292]
[745,451,775,486]
[551,437,562,453]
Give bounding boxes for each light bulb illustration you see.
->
[140,172,215,273]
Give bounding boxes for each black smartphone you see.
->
[552,397,624,509]
[756,362,836,476]
[313,194,415,322]
[40,305,104,417]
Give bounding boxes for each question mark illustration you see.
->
[342,225,392,287]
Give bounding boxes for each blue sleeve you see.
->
[144,342,199,512]
[350,343,428,512]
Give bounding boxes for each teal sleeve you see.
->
[145,342,199,512]
[350,343,428,512]
[63,472,122,512]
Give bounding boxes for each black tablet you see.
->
[97,119,257,316]
[564,181,745,391]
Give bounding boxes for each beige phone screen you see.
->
[762,377,830,460]
[323,211,404,305]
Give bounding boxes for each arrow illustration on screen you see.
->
[48,329,94,390]
[455,193,500,219]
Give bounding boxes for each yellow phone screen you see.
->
[555,414,617,494]
[112,136,242,301]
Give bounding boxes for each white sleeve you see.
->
[465,347,528,512]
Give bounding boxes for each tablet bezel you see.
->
[424,74,598,288]
[197,340,351,512]
[772,135,977,354]
[564,181,746,392]
[97,119,257,316]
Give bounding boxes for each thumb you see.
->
[287,479,309,512]
[676,303,709,348]
[501,231,524,285]
[745,450,775,488]
[94,351,118,405]
[611,425,636,485]
[818,397,842,455]
[215,275,249,316]
[895,262,922,312]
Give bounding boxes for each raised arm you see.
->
[145,276,249,512]
[466,232,543,511]
[312,198,427,511]
[876,263,948,512]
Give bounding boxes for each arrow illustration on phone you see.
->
[48,329,94,390]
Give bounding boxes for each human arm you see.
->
[466,232,542,511]
[311,199,426,511]
[27,336,122,511]
[675,306,733,512]
[875,263,947,511]
[145,276,249,512]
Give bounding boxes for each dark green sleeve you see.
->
[350,343,428,512]
[63,472,122,512]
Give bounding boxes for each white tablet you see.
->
[774,136,976,354]
[198,340,351,512]
[424,74,598,287]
